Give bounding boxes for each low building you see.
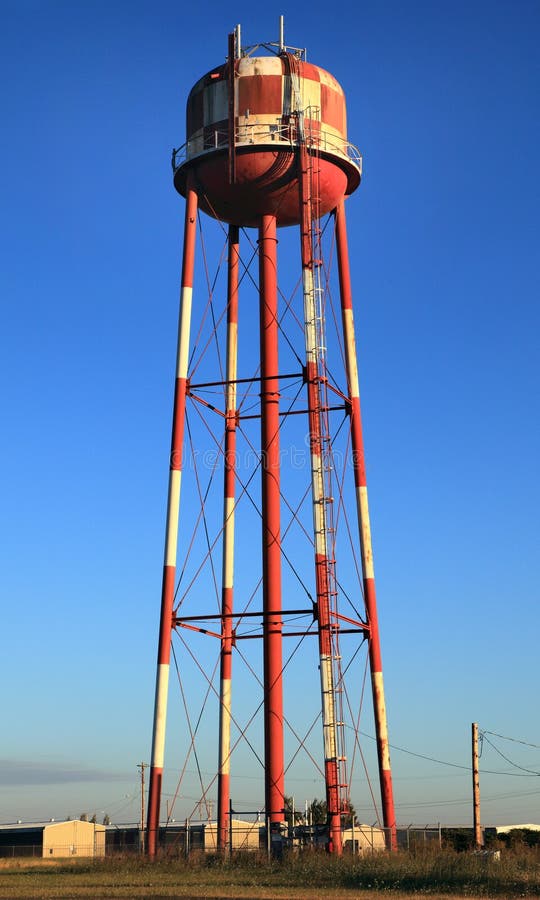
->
[0,820,106,858]
[204,818,261,851]
[342,824,386,853]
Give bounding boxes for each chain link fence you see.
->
[0,823,450,859]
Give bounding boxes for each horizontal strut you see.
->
[233,627,367,641]
[174,609,369,631]
[189,371,303,390]
[175,607,315,623]
[239,403,346,421]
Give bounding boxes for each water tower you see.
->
[147,21,396,855]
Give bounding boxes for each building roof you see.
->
[0,819,103,833]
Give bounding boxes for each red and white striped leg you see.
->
[299,145,342,854]
[147,180,198,857]
[217,225,239,850]
[335,199,397,850]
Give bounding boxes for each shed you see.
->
[204,818,261,851]
[0,820,106,858]
[342,824,386,853]
[43,819,105,857]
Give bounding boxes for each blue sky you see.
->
[1,0,539,828]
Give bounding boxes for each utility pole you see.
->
[471,724,483,849]
[138,762,148,853]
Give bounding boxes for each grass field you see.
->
[0,847,539,900]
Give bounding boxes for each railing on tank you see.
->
[171,123,362,176]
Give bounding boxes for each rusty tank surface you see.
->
[173,52,361,227]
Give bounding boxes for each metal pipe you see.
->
[217,225,240,851]
[147,178,198,857]
[258,214,285,827]
[228,32,237,185]
[335,199,397,851]
[298,144,342,855]
[279,16,284,52]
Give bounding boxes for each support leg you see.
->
[335,200,397,850]
[217,225,240,850]
[258,214,285,829]
[299,146,342,854]
[147,180,198,857]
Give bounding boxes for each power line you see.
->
[481,734,540,777]
[483,730,540,751]
[356,729,540,777]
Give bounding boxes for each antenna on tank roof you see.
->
[235,18,304,60]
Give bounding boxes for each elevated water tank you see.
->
[173,53,361,227]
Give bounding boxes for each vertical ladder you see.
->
[297,95,348,850]
[306,109,349,821]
